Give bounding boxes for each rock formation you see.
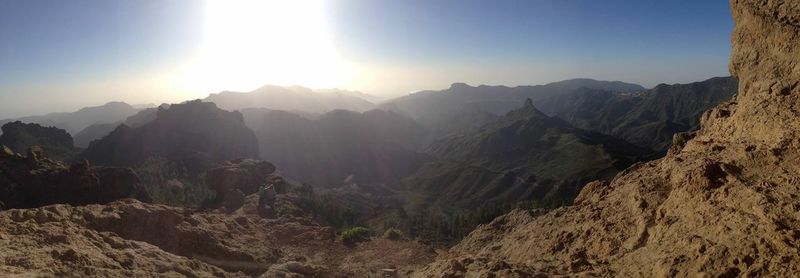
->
[81,100,259,171]
[0,121,79,161]
[0,145,150,209]
[414,1,800,276]
[0,197,435,276]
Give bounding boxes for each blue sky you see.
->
[0,0,733,118]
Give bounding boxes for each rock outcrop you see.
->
[415,1,800,276]
[0,121,79,161]
[0,145,150,209]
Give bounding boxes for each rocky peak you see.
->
[448,82,472,91]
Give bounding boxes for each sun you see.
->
[176,0,351,94]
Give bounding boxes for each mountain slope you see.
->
[416,1,800,276]
[537,76,738,152]
[72,122,119,148]
[407,100,653,210]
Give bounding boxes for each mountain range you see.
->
[204,85,378,114]
[537,76,738,152]
[0,102,141,135]
[380,78,645,127]
[407,100,652,210]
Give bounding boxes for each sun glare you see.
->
[176,0,351,94]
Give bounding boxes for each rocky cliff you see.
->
[415,1,800,276]
[0,145,150,209]
[0,121,79,161]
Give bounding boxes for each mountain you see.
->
[81,100,259,170]
[0,102,140,135]
[416,1,800,276]
[381,79,643,127]
[405,100,653,211]
[248,109,430,187]
[204,85,377,114]
[0,121,79,161]
[537,76,738,152]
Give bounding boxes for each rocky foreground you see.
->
[414,0,800,276]
[0,151,434,277]
[0,198,435,277]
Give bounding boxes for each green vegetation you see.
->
[383,228,404,240]
[340,227,371,245]
[406,198,569,246]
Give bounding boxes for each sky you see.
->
[0,0,734,118]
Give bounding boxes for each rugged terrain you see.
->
[0,158,436,277]
[0,144,149,209]
[415,0,800,276]
[408,100,651,209]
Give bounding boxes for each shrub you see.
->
[672,131,696,150]
[340,227,370,245]
[383,228,404,240]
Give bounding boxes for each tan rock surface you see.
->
[415,1,800,276]
[0,198,435,277]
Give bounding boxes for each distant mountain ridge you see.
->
[204,85,377,114]
[536,76,738,152]
[380,78,644,127]
[0,102,140,135]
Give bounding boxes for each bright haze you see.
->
[0,0,733,118]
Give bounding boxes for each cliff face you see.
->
[415,1,800,277]
[0,145,150,209]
